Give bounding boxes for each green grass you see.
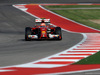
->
[44,5,100,64]
[45,5,100,8]
[74,51,100,64]
[45,5,100,29]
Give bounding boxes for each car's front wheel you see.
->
[25,27,32,41]
[55,27,62,40]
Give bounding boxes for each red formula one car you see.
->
[25,19,62,41]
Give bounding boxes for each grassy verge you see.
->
[44,5,100,64]
[45,5,100,8]
[74,51,100,64]
[45,5,100,30]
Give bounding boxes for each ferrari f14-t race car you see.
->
[25,19,62,41]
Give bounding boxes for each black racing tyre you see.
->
[38,28,41,39]
[25,27,32,41]
[55,27,62,40]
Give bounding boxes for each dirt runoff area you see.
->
[90,19,100,24]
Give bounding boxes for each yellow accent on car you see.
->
[42,31,46,34]
[57,35,59,37]
[28,35,31,37]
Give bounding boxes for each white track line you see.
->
[41,59,79,62]
[16,64,64,68]
[50,56,87,57]
[0,70,15,72]
[67,52,97,54]
[70,50,99,51]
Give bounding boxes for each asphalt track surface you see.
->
[0,2,83,67]
[0,0,99,75]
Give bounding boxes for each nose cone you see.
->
[40,28,47,38]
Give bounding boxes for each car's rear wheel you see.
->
[55,27,62,40]
[25,27,32,41]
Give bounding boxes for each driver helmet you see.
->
[40,23,46,27]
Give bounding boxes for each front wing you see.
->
[28,34,59,39]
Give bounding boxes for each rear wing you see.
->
[35,19,50,23]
